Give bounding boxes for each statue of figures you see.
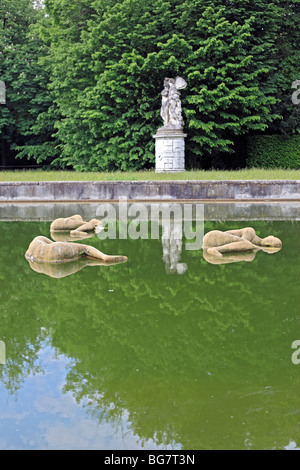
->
[160,77,187,130]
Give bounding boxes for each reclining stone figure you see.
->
[50,214,102,238]
[202,227,282,258]
[25,236,128,264]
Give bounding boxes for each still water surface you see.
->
[0,219,299,450]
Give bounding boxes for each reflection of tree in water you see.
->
[0,222,50,393]
[0,220,299,449]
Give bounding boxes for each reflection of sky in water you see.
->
[0,343,181,450]
[285,442,300,450]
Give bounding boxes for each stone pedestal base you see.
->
[153,128,186,173]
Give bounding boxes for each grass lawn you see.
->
[0,168,300,181]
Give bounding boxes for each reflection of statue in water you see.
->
[202,227,282,264]
[160,77,187,130]
[50,215,102,238]
[25,236,128,265]
[27,258,126,279]
[162,222,187,275]
[50,231,98,242]
[0,340,5,365]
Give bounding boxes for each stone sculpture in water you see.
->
[25,236,128,264]
[50,214,102,238]
[26,214,127,277]
[202,227,282,261]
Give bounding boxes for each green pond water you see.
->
[0,219,299,450]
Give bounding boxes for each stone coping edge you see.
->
[0,180,299,202]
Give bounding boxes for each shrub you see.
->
[246,135,300,169]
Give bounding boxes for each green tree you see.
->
[201,0,300,137]
[0,0,58,167]
[183,7,280,167]
[42,0,292,170]
[2,0,299,170]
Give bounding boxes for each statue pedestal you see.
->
[153,128,186,173]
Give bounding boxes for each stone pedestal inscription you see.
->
[153,130,186,173]
[154,77,187,173]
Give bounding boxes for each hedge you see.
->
[246,135,300,169]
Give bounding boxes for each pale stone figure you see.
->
[50,214,102,238]
[155,77,187,172]
[202,227,282,259]
[160,77,187,130]
[160,78,170,127]
[25,236,128,264]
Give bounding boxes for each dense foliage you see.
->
[0,0,59,167]
[0,0,299,170]
[246,134,300,169]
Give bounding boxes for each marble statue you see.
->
[25,236,128,264]
[202,227,282,259]
[160,77,187,130]
[50,214,102,238]
[154,77,187,172]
